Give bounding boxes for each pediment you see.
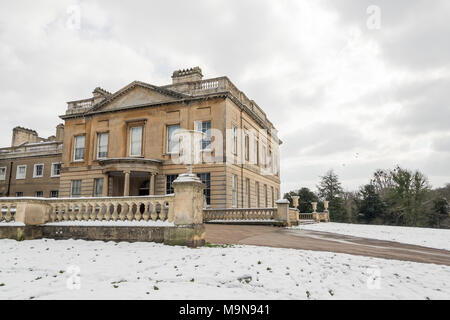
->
[90,82,184,113]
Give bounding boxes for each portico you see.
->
[98,158,161,197]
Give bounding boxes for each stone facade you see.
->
[0,67,281,209]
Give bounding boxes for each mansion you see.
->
[0,67,281,209]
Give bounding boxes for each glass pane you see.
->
[130,127,142,156]
[167,125,180,153]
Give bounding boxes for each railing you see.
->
[66,98,94,115]
[299,213,314,220]
[46,195,174,223]
[0,195,175,224]
[0,200,17,222]
[203,207,276,222]
[0,142,62,158]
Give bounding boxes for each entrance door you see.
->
[139,180,150,196]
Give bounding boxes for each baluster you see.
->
[119,202,127,221]
[5,204,11,222]
[126,202,134,221]
[134,202,142,221]
[90,203,97,221]
[49,204,56,222]
[143,202,150,221]
[112,203,118,221]
[150,201,158,221]
[104,203,112,221]
[97,203,104,221]
[159,202,168,221]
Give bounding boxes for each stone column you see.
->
[275,199,290,226]
[102,174,109,197]
[123,170,130,196]
[150,173,155,195]
[172,172,205,225]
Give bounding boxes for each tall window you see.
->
[16,165,26,180]
[244,134,249,161]
[93,178,104,197]
[255,182,260,207]
[71,180,82,198]
[232,174,238,207]
[51,163,61,177]
[196,121,211,150]
[33,164,44,178]
[262,145,267,167]
[97,133,109,159]
[232,125,237,155]
[254,139,259,165]
[245,178,250,207]
[167,124,180,153]
[0,167,6,180]
[271,186,274,207]
[130,126,143,156]
[73,135,85,161]
[264,184,268,207]
[166,174,178,194]
[197,172,211,206]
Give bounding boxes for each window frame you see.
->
[50,190,59,198]
[197,172,211,206]
[0,166,6,180]
[245,178,250,208]
[71,179,82,198]
[16,165,27,180]
[232,174,238,208]
[97,132,109,160]
[35,191,43,197]
[255,182,260,207]
[165,174,179,194]
[231,125,238,155]
[93,178,104,197]
[166,124,181,154]
[15,192,23,197]
[73,135,86,162]
[33,163,44,178]
[129,125,143,157]
[51,162,61,177]
[195,120,212,151]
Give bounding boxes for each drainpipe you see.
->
[6,161,13,197]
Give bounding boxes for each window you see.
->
[16,165,26,180]
[245,178,250,208]
[51,162,61,177]
[166,174,178,194]
[197,173,211,206]
[167,124,180,153]
[50,190,59,198]
[93,178,104,197]
[232,125,237,155]
[0,167,6,180]
[71,180,82,198]
[97,133,109,159]
[15,192,23,197]
[255,182,260,207]
[196,121,211,150]
[264,184,268,207]
[276,188,280,201]
[254,139,259,165]
[130,126,143,156]
[35,191,43,197]
[33,164,44,178]
[244,134,250,161]
[232,174,238,208]
[73,135,85,161]
[271,186,274,207]
[262,145,267,167]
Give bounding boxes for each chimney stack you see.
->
[172,67,203,84]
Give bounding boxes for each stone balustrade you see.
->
[46,195,174,223]
[0,200,17,223]
[203,207,277,222]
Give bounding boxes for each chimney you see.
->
[11,127,39,147]
[172,67,203,84]
[56,123,65,141]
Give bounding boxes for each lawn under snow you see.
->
[291,223,450,251]
[0,239,449,300]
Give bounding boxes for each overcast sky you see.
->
[1,0,449,193]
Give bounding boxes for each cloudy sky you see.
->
[1,0,449,193]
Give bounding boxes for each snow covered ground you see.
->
[291,223,450,251]
[0,239,449,300]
